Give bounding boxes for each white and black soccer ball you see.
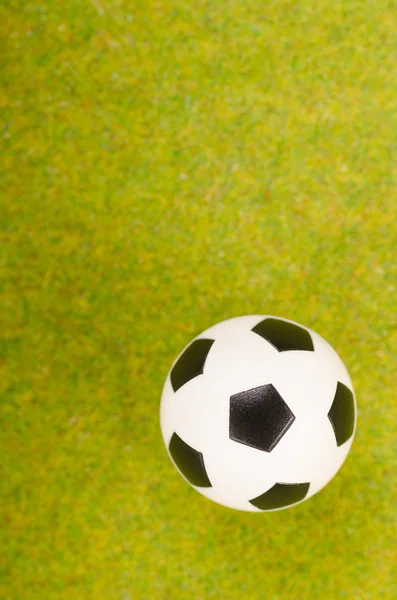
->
[160,315,357,512]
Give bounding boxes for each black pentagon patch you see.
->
[328,382,355,446]
[249,482,310,510]
[252,318,314,352]
[169,433,212,488]
[229,384,295,452]
[170,338,215,392]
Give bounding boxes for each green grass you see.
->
[1,0,397,598]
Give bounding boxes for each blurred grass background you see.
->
[1,0,397,598]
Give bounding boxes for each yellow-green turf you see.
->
[1,0,397,598]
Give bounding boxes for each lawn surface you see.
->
[1,1,397,598]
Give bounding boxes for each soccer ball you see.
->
[160,315,357,512]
